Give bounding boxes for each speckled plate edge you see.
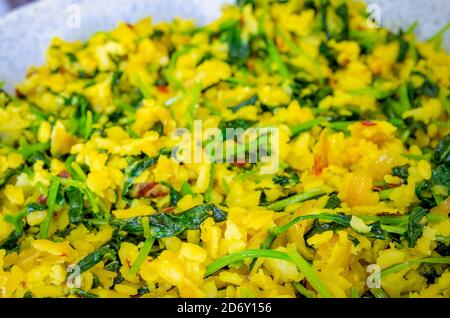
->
[0,0,448,93]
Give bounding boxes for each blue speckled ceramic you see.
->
[0,0,449,92]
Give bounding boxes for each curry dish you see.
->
[0,0,449,298]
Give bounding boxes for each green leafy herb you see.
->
[292,282,316,298]
[39,176,61,239]
[222,20,250,66]
[73,288,99,298]
[272,172,299,188]
[0,229,24,252]
[0,166,23,189]
[432,134,450,165]
[266,187,326,211]
[320,0,330,39]
[66,186,84,224]
[60,178,106,216]
[181,181,193,196]
[161,182,182,207]
[65,93,95,140]
[150,121,164,136]
[411,71,439,98]
[64,155,87,181]
[370,288,389,298]
[427,22,450,51]
[261,213,351,250]
[231,95,258,113]
[290,118,325,138]
[387,30,409,62]
[113,203,227,239]
[72,244,116,274]
[128,237,155,276]
[415,160,449,208]
[380,256,450,278]
[219,119,256,139]
[324,193,341,209]
[122,155,158,200]
[391,164,410,181]
[4,202,47,234]
[205,249,290,276]
[236,0,256,7]
[405,206,428,247]
[319,42,338,70]
[204,163,215,203]
[286,248,333,298]
[335,3,349,40]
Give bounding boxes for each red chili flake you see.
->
[372,185,384,191]
[134,182,169,198]
[157,85,170,94]
[15,88,25,98]
[361,120,376,126]
[246,60,255,71]
[136,182,158,198]
[232,161,246,167]
[58,170,71,179]
[162,206,175,213]
[341,58,349,66]
[37,194,47,204]
[313,155,325,176]
[151,188,168,198]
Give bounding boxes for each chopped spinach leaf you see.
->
[66,186,84,224]
[324,193,341,209]
[112,203,227,239]
[122,155,158,200]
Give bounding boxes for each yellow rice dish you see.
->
[0,0,449,298]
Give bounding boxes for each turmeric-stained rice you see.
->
[0,0,449,298]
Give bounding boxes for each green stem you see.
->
[378,188,394,200]
[380,257,450,278]
[261,212,349,250]
[266,36,289,79]
[205,249,290,277]
[275,25,322,78]
[290,118,325,137]
[60,178,106,215]
[405,21,419,35]
[292,282,316,298]
[187,82,201,130]
[350,287,359,298]
[401,153,432,161]
[39,176,60,239]
[204,163,215,203]
[128,237,155,276]
[134,74,152,99]
[326,121,355,131]
[370,288,389,298]
[260,0,288,79]
[267,187,327,211]
[286,248,333,298]
[380,224,405,235]
[436,235,450,244]
[427,22,450,50]
[181,181,193,196]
